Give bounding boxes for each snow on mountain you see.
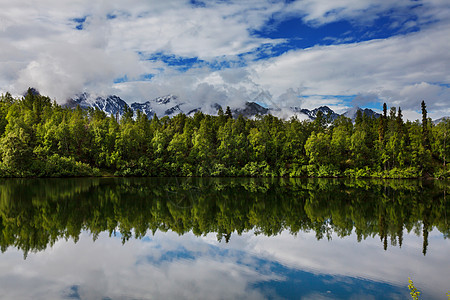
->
[146,94,184,117]
[154,94,177,105]
[67,93,184,118]
[298,106,340,121]
[130,101,155,118]
[232,102,269,118]
[343,107,381,121]
[67,92,380,123]
[433,116,449,124]
[67,93,129,117]
[164,104,183,116]
[130,95,181,118]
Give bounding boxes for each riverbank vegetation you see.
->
[0,89,449,178]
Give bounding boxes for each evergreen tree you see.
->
[396,107,403,133]
[378,104,387,143]
[225,106,233,119]
[421,100,430,150]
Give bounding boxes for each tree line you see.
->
[0,89,449,178]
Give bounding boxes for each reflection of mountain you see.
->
[0,178,447,257]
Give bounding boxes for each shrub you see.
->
[43,154,100,177]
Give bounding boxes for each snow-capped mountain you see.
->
[343,107,381,121]
[66,92,381,122]
[164,104,183,116]
[130,95,182,118]
[232,102,269,118]
[67,93,129,117]
[154,94,177,105]
[67,93,184,118]
[131,94,183,117]
[433,116,449,124]
[130,101,154,118]
[296,106,340,121]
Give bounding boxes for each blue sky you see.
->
[0,0,449,119]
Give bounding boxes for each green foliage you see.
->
[408,278,421,300]
[43,154,100,177]
[0,93,446,178]
[0,127,34,175]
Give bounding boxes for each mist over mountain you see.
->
[298,106,340,121]
[67,93,130,117]
[65,92,386,122]
[343,107,381,121]
[433,117,450,125]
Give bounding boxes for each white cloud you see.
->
[0,0,449,118]
[248,22,450,116]
[282,0,450,28]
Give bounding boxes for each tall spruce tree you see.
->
[421,100,430,150]
[378,103,387,143]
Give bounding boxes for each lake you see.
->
[0,177,448,299]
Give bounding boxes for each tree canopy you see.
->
[0,91,449,179]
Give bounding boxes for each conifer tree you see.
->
[421,100,430,150]
[225,106,233,119]
[378,103,387,143]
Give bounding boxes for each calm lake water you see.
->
[0,177,448,299]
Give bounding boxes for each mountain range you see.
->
[65,92,383,122]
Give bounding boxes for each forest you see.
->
[0,88,449,178]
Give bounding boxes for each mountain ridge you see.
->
[65,92,384,122]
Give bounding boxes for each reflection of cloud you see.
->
[221,230,449,300]
[0,229,448,299]
[0,232,273,299]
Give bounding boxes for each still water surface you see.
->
[0,177,448,299]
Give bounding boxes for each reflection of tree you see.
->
[0,178,448,257]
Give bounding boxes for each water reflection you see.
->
[0,178,448,299]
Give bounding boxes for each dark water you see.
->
[0,177,448,299]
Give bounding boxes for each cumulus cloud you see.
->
[249,22,450,117]
[0,0,449,118]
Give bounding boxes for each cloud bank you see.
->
[0,0,449,119]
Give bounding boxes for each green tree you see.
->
[421,100,430,150]
[68,106,92,162]
[432,118,450,167]
[0,127,34,175]
[191,116,217,175]
[305,132,332,166]
[225,106,233,119]
[330,116,352,169]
